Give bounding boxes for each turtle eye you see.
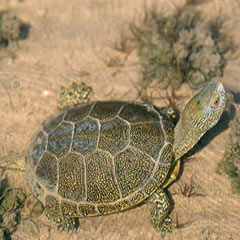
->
[210,95,220,108]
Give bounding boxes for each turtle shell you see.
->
[26,101,174,217]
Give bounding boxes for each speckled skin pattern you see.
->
[26,101,174,229]
[57,82,92,109]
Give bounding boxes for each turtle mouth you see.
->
[216,82,233,111]
[215,82,232,110]
[218,83,227,107]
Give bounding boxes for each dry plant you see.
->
[96,52,130,77]
[172,176,205,198]
[173,212,191,230]
[108,28,136,55]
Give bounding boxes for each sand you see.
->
[0,0,240,239]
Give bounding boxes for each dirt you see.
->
[0,0,240,239]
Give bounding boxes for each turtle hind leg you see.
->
[149,189,172,234]
[45,204,79,230]
[45,195,79,230]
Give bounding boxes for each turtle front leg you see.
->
[162,159,181,188]
[45,196,78,230]
[149,189,172,234]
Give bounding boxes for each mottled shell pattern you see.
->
[26,101,174,217]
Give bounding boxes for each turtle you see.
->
[9,82,230,233]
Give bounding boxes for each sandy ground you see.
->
[0,0,240,239]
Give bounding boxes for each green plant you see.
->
[217,117,240,195]
[130,4,231,90]
[0,11,30,50]
[0,172,26,240]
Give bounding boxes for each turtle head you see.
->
[173,82,230,160]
